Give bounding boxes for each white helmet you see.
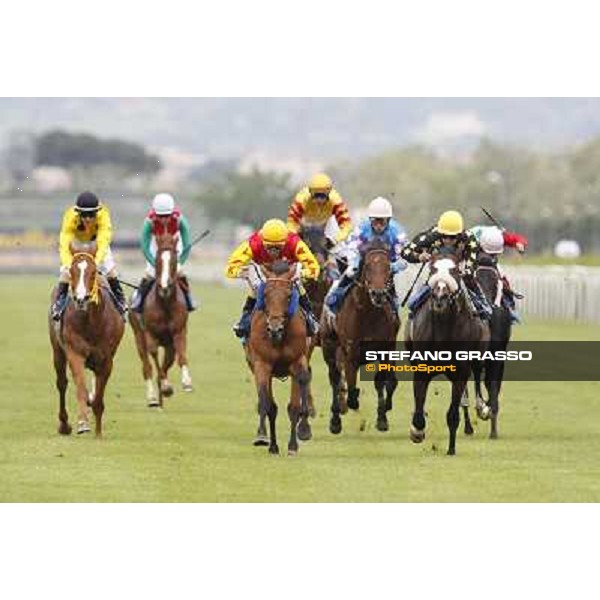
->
[152,193,175,215]
[480,226,504,254]
[368,196,393,219]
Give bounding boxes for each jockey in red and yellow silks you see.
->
[225,218,320,339]
[287,173,352,244]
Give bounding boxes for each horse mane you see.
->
[362,238,390,254]
[269,260,292,276]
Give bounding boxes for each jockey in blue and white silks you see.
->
[325,196,408,314]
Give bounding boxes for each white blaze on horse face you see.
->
[160,251,170,289]
[75,261,88,300]
[429,258,459,293]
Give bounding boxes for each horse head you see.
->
[475,256,502,307]
[361,240,392,308]
[428,253,460,313]
[69,242,99,312]
[261,259,296,345]
[155,233,178,300]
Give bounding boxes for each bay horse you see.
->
[48,243,125,437]
[129,232,192,407]
[404,252,489,455]
[246,260,312,456]
[321,240,400,435]
[462,256,512,439]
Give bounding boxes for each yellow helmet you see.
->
[437,210,464,235]
[308,172,333,195]
[260,219,288,244]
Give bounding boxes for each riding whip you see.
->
[480,207,505,231]
[118,278,139,290]
[400,261,426,308]
[185,228,211,252]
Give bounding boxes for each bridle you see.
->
[263,274,294,344]
[360,248,393,308]
[70,252,99,310]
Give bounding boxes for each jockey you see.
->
[131,193,196,313]
[325,196,408,314]
[469,224,528,323]
[401,210,493,320]
[225,218,321,340]
[51,191,127,321]
[287,172,353,246]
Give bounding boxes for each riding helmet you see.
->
[75,191,101,213]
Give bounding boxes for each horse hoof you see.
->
[339,402,349,415]
[269,445,280,455]
[447,448,456,456]
[376,417,389,432]
[287,449,298,457]
[409,426,425,443]
[297,422,312,442]
[182,383,193,393]
[162,385,174,398]
[347,398,359,410]
[330,416,342,435]
[77,421,91,435]
[464,423,474,436]
[490,431,499,440]
[147,399,160,408]
[385,399,393,412]
[308,406,316,419]
[253,435,269,447]
[58,422,72,436]
[476,403,491,421]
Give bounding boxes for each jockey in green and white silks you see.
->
[324,196,408,315]
[468,224,528,323]
[131,193,197,313]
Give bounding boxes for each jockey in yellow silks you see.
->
[225,218,320,340]
[51,191,126,320]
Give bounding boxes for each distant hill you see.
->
[2,98,600,160]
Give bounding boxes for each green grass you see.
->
[1,276,599,502]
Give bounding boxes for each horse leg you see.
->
[447,379,467,456]
[90,363,111,438]
[345,357,360,411]
[375,371,389,432]
[146,335,164,408]
[174,330,193,392]
[410,377,430,443]
[291,359,312,449]
[323,339,343,434]
[253,379,270,446]
[255,362,278,455]
[486,361,504,439]
[473,359,490,420]
[132,316,157,406]
[461,379,474,436]
[160,343,176,398]
[66,350,91,434]
[53,344,71,435]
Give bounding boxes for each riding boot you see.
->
[325,273,353,313]
[51,282,69,321]
[108,277,127,317]
[299,293,320,336]
[132,278,153,314]
[178,275,197,312]
[501,290,521,324]
[466,281,493,321]
[234,296,257,339]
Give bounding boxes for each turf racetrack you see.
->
[1,276,599,502]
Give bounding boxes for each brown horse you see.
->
[48,243,125,437]
[129,233,192,407]
[246,260,312,455]
[405,253,490,455]
[321,240,400,434]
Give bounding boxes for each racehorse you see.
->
[48,243,125,437]
[129,232,192,407]
[300,226,347,415]
[405,252,490,455]
[321,240,400,435]
[245,260,312,456]
[462,256,512,439]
